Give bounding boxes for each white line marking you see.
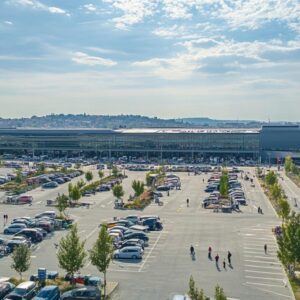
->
[245,270,283,276]
[245,281,285,287]
[245,265,282,270]
[138,230,163,272]
[244,283,292,298]
[85,225,99,239]
[245,276,283,281]
[244,260,281,265]
[244,255,277,260]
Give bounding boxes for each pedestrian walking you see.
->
[215,254,219,265]
[186,198,189,207]
[223,259,226,269]
[264,244,267,254]
[208,246,212,260]
[258,206,260,214]
[3,214,5,226]
[227,251,232,265]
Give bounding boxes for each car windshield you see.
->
[14,287,27,295]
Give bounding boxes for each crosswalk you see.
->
[240,224,294,299]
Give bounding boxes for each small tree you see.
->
[98,170,104,180]
[265,171,277,186]
[77,179,85,189]
[57,224,87,280]
[75,163,81,169]
[56,193,69,217]
[188,276,208,300]
[132,180,145,197]
[284,156,293,173]
[112,165,119,178]
[15,170,23,184]
[219,172,229,197]
[215,285,227,300]
[11,244,31,280]
[38,163,46,172]
[69,184,81,202]
[85,171,93,182]
[89,225,113,298]
[270,183,282,200]
[278,199,291,223]
[112,184,124,200]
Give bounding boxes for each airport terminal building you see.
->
[0,125,299,162]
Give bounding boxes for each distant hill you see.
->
[0,114,294,129]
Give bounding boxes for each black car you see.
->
[60,286,101,300]
[0,282,15,299]
[15,229,43,243]
[123,232,149,242]
[141,218,163,231]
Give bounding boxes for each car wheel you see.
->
[132,255,137,259]
[114,254,119,259]
[4,230,8,234]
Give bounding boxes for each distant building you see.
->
[0,125,299,162]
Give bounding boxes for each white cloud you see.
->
[4,20,13,25]
[103,0,157,29]
[71,52,117,67]
[83,4,97,12]
[133,38,300,80]
[8,0,67,14]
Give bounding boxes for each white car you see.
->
[113,246,144,259]
[4,223,27,234]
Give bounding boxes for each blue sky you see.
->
[0,0,300,121]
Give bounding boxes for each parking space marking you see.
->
[245,259,281,265]
[85,225,99,240]
[244,255,278,260]
[138,230,163,272]
[245,264,282,270]
[244,283,293,298]
[245,275,284,281]
[245,281,285,287]
[245,270,284,276]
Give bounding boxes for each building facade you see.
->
[0,125,299,162]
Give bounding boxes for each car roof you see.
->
[121,246,141,250]
[17,281,35,288]
[39,285,57,291]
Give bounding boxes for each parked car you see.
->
[124,215,139,224]
[141,218,163,231]
[42,182,58,189]
[6,239,28,253]
[4,281,36,300]
[113,246,144,259]
[0,282,15,299]
[35,228,47,238]
[97,185,110,192]
[35,212,56,219]
[15,229,43,243]
[4,224,27,235]
[10,236,31,248]
[16,195,33,205]
[118,238,145,249]
[123,232,149,242]
[156,185,170,191]
[60,286,101,300]
[32,285,60,300]
[35,221,54,233]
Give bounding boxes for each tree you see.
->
[74,163,81,169]
[270,183,282,200]
[85,171,93,182]
[256,167,263,177]
[38,163,46,172]
[76,179,85,189]
[89,225,113,298]
[112,184,124,200]
[188,276,208,300]
[15,170,23,184]
[11,244,31,280]
[278,199,291,223]
[277,212,300,272]
[219,172,229,197]
[284,156,293,173]
[69,184,81,202]
[132,180,145,197]
[215,285,227,300]
[56,193,69,217]
[112,165,119,178]
[57,224,87,280]
[265,171,277,186]
[98,170,104,180]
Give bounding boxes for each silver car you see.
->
[113,246,144,259]
[3,223,27,234]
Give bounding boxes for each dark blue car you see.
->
[33,285,60,300]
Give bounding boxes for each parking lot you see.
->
[0,167,295,300]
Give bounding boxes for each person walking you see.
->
[215,254,219,265]
[208,246,212,260]
[223,259,226,269]
[264,244,267,254]
[227,251,232,265]
[186,198,189,207]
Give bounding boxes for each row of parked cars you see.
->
[0,279,101,300]
[104,215,162,260]
[0,211,73,256]
[82,178,123,197]
[41,171,83,189]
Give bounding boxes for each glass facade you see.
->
[0,129,260,155]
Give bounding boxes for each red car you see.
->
[17,195,33,204]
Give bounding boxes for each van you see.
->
[17,195,33,204]
[6,281,36,299]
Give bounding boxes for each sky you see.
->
[0,0,300,121]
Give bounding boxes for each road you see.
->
[0,168,295,300]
